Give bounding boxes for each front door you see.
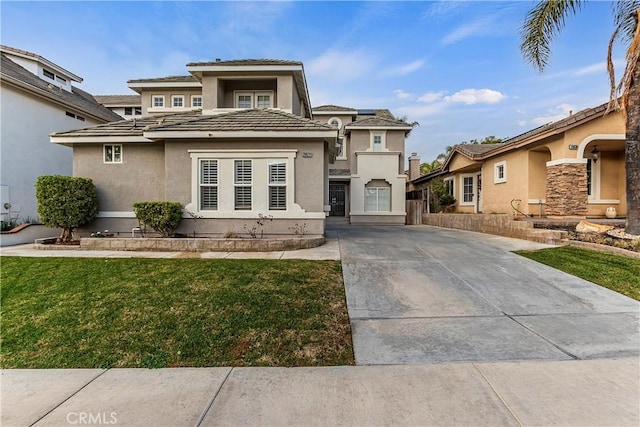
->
[329,184,346,216]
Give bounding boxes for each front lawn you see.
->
[516,246,640,301]
[0,257,354,368]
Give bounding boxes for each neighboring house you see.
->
[408,102,626,218]
[93,95,142,119]
[50,59,339,236]
[0,45,122,223]
[313,105,411,225]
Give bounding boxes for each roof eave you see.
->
[143,130,338,139]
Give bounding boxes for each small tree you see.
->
[430,177,457,213]
[133,201,183,237]
[35,175,99,242]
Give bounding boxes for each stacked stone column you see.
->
[545,162,588,217]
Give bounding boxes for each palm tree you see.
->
[521,0,640,234]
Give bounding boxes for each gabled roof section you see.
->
[1,54,122,123]
[127,75,199,84]
[94,94,142,106]
[345,110,412,130]
[147,108,334,133]
[455,143,504,158]
[312,105,358,113]
[1,44,82,83]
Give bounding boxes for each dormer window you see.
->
[328,117,342,129]
[152,95,165,108]
[192,96,203,108]
[235,91,273,109]
[371,131,386,152]
[43,69,55,80]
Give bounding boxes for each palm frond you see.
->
[520,0,585,72]
[612,0,640,43]
[617,9,640,117]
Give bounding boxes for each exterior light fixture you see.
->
[590,145,599,163]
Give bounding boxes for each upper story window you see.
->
[235,91,273,109]
[493,161,507,184]
[172,95,184,108]
[152,95,165,108]
[328,117,342,129]
[336,138,346,160]
[43,69,55,80]
[124,107,142,116]
[371,131,386,152]
[104,144,122,164]
[192,96,203,108]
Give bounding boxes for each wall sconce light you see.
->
[590,145,599,163]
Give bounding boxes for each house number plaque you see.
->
[302,152,313,158]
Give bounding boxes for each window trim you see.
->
[268,159,287,210]
[234,91,274,109]
[234,159,253,211]
[494,160,507,184]
[191,95,203,108]
[370,131,386,152]
[365,186,391,212]
[152,95,165,108]
[171,95,185,108]
[103,144,123,164]
[328,117,343,129]
[199,159,218,211]
[460,174,475,206]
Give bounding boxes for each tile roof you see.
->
[0,44,82,82]
[94,95,141,106]
[313,105,357,112]
[51,111,201,137]
[127,75,199,84]
[454,143,504,157]
[187,59,303,67]
[149,109,335,133]
[346,111,410,128]
[51,109,335,138]
[1,54,122,123]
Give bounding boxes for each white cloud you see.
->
[418,91,445,103]
[394,89,413,100]
[441,16,495,45]
[381,60,425,77]
[444,88,506,105]
[530,104,575,126]
[306,49,376,81]
[423,0,465,20]
[395,103,447,119]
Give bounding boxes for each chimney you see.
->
[408,152,420,181]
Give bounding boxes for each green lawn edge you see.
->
[515,246,640,301]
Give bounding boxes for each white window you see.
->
[461,175,475,205]
[444,177,454,197]
[256,94,271,108]
[235,91,273,109]
[152,95,164,108]
[191,96,203,108]
[104,144,122,164]
[234,160,252,210]
[268,160,286,210]
[124,107,142,116]
[199,160,218,210]
[172,95,184,108]
[365,187,390,212]
[371,131,386,152]
[328,117,342,129]
[494,161,507,184]
[336,138,346,160]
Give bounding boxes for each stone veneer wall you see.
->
[545,163,588,217]
[421,214,567,244]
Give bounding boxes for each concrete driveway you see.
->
[334,223,640,365]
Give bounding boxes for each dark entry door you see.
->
[329,184,346,216]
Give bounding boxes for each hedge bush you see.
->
[133,201,183,237]
[35,175,99,242]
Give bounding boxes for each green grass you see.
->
[516,246,640,301]
[0,257,354,369]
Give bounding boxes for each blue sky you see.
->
[1,1,625,163]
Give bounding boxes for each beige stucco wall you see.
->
[73,143,166,211]
[448,154,481,173]
[480,151,529,214]
[348,129,405,174]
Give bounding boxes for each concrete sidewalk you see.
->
[2,358,638,426]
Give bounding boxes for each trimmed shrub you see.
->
[133,201,183,237]
[35,175,99,242]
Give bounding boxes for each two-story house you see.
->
[313,106,411,225]
[0,45,121,229]
[50,59,410,236]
